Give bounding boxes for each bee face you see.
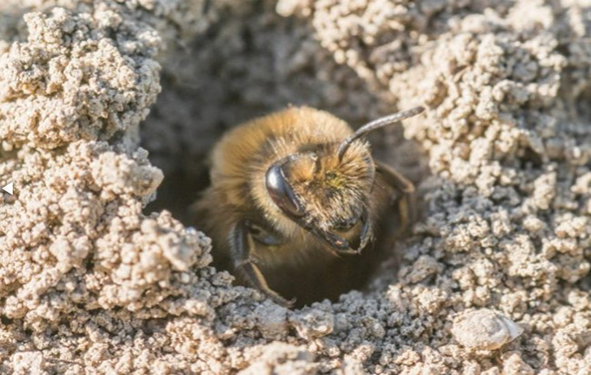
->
[265,140,375,251]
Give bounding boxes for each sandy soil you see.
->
[1,0,591,374]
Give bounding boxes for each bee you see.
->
[192,106,424,307]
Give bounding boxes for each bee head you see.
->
[265,141,374,251]
[265,106,424,252]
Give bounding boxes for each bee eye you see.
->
[265,164,305,217]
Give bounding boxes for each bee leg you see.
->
[375,161,416,234]
[230,220,296,307]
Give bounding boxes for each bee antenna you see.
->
[337,106,425,161]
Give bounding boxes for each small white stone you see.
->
[451,309,524,350]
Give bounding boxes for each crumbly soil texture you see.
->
[1,1,591,374]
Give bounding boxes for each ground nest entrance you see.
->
[140,6,428,307]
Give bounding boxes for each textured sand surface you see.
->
[1,0,591,374]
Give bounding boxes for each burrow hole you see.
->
[141,4,429,307]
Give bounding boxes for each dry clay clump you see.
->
[1,1,591,374]
[0,6,161,150]
[0,3,237,374]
